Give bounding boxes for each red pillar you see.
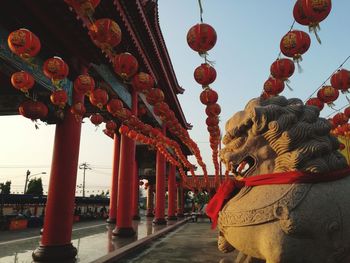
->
[153,127,167,225]
[167,164,177,220]
[177,185,184,217]
[132,161,140,220]
[33,91,84,262]
[146,184,154,217]
[107,134,120,224]
[113,90,137,237]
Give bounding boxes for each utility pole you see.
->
[24,170,30,194]
[79,163,91,197]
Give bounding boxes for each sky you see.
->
[1,1,350,194]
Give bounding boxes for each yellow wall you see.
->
[337,136,350,165]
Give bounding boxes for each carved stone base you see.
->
[112,227,135,237]
[106,218,116,224]
[132,215,141,220]
[153,217,167,225]
[32,243,77,263]
[167,215,177,221]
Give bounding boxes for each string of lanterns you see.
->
[262,0,332,99]
[5,0,206,188]
[186,0,222,185]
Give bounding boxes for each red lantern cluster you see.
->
[8,29,41,59]
[146,88,165,105]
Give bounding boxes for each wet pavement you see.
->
[0,217,180,263]
[119,218,235,263]
[0,217,235,263]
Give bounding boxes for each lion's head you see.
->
[220,96,348,177]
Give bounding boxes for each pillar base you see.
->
[146,213,154,217]
[167,215,177,221]
[132,215,140,220]
[177,213,185,218]
[153,218,167,225]
[32,243,77,263]
[106,218,116,224]
[112,227,135,237]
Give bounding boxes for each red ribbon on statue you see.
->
[206,167,350,229]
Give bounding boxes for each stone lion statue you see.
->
[217,96,350,263]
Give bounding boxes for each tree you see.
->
[0,181,11,194]
[26,178,43,195]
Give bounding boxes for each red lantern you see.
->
[107,99,124,115]
[128,130,138,140]
[146,88,164,105]
[89,18,122,49]
[153,102,169,117]
[132,72,155,93]
[330,69,350,93]
[187,23,217,53]
[205,103,221,116]
[115,107,132,121]
[70,102,86,117]
[90,113,104,126]
[333,113,348,127]
[206,116,219,127]
[119,125,129,135]
[74,74,95,95]
[50,90,68,108]
[344,107,350,118]
[317,86,339,105]
[106,120,117,131]
[19,100,48,120]
[11,71,35,93]
[89,88,109,109]
[306,97,324,111]
[293,0,331,26]
[113,52,139,80]
[280,30,311,62]
[65,0,100,17]
[200,88,218,105]
[270,58,295,80]
[138,105,147,117]
[194,63,217,86]
[8,29,41,58]
[263,78,284,96]
[43,57,69,81]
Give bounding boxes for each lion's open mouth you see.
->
[231,155,256,177]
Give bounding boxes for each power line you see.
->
[325,103,350,118]
[304,55,350,103]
